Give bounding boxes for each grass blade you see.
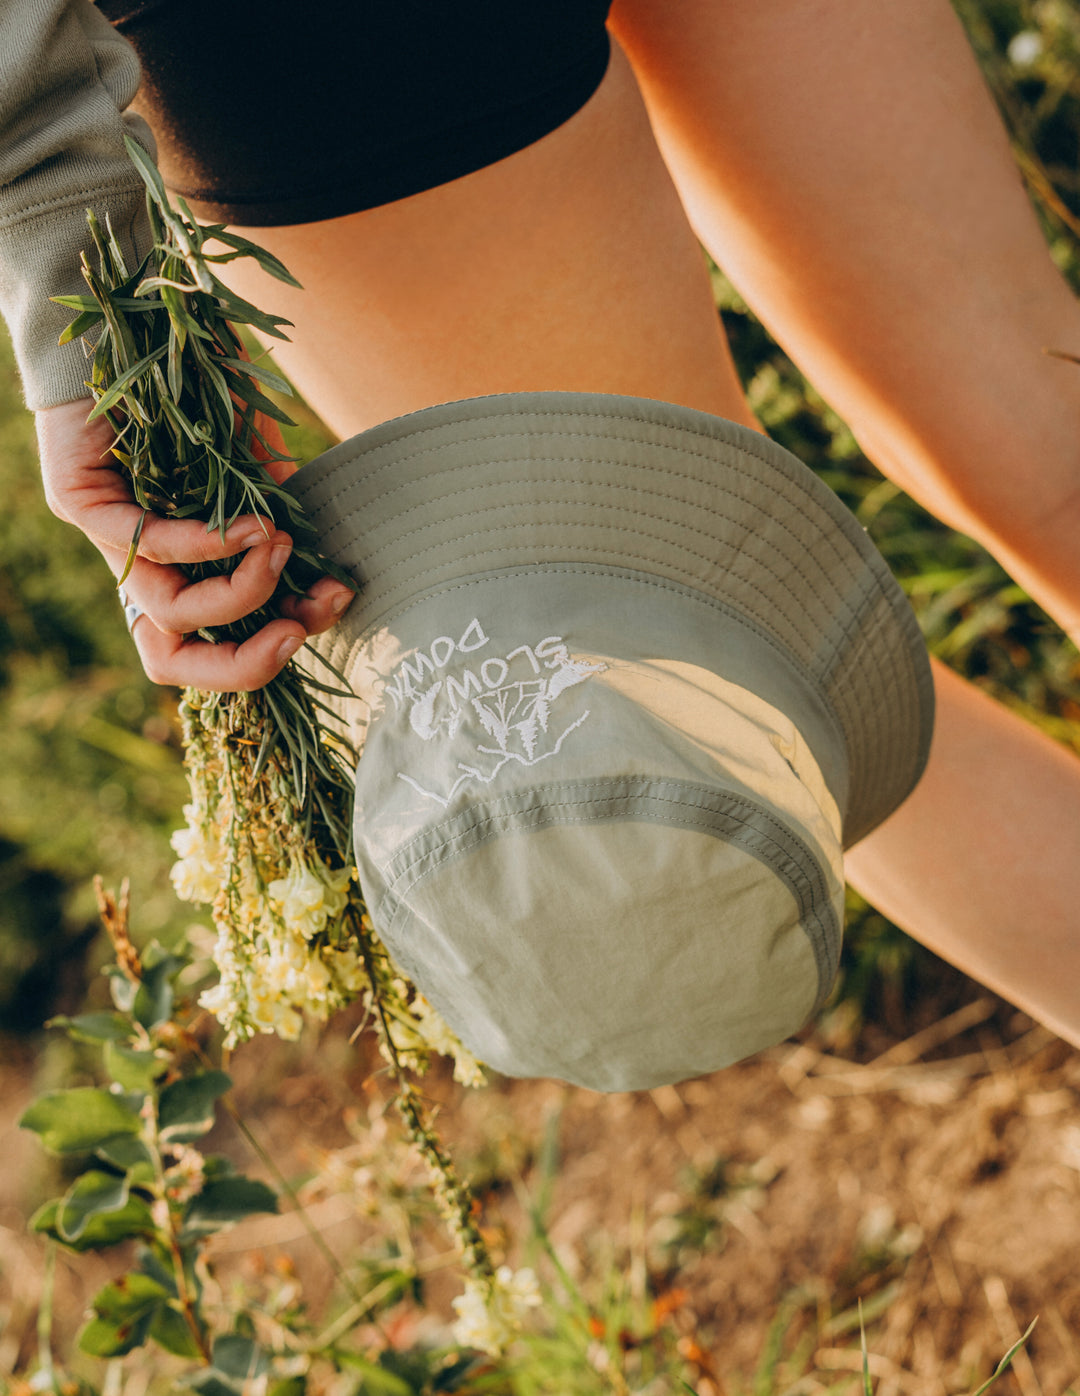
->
[118,510,149,586]
[968,1318,1038,1396]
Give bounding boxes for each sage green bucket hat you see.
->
[291,391,934,1093]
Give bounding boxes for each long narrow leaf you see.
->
[207,228,303,287]
[87,344,168,421]
[118,509,149,586]
[969,1320,1039,1396]
[123,133,169,210]
[57,309,104,344]
[221,368,294,423]
[218,355,294,396]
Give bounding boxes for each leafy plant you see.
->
[20,884,279,1386]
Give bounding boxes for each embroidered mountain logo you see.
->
[383,618,607,806]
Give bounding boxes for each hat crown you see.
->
[292,392,933,1089]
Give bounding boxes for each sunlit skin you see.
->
[34,8,1080,1044]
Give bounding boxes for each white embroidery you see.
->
[392,623,606,806]
[397,711,593,809]
[383,617,491,710]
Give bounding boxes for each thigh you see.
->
[215,42,754,442]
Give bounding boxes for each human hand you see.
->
[36,398,354,691]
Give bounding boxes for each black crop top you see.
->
[95,0,613,226]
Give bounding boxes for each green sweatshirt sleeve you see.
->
[0,0,157,410]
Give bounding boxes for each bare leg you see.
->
[217,39,1080,1045]
[609,0,1080,642]
[846,660,1080,1051]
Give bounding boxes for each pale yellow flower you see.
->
[412,995,486,1088]
[169,815,225,904]
[267,858,351,939]
[330,947,368,995]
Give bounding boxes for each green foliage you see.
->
[20,1088,142,1156]
[157,1069,231,1144]
[30,1190,156,1254]
[19,927,279,1385]
[78,1273,177,1357]
[181,1174,278,1236]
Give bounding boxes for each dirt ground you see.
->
[2,978,1079,1396]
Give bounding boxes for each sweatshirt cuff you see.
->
[0,181,153,411]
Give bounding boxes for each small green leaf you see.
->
[95,1134,155,1171]
[149,1300,204,1358]
[133,1240,180,1294]
[158,1070,232,1144]
[182,1176,278,1235]
[20,1088,142,1155]
[132,950,184,1030]
[104,965,138,1014]
[78,1311,156,1357]
[94,1271,172,1323]
[31,1192,155,1252]
[105,1041,166,1092]
[269,1380,306,1396]
[211,1334,269,1382]
[124,133,169,209]
[47,1011,131,1043]
[51,292,102,311]
[136,274,201,294]
[208,277,293,339]
[206,228,303,288]
[55,290,159,313]
[57,1169,130,1242]
[220,367,294,423]
[970,1319,1039,1396]
[78,1270,173,1356]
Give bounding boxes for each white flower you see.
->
[451,1267,541,1355]
[197,980,233,1017]
[267,859,351,939]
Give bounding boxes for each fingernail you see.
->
[330,590,352,616]
[235,527,269,550]
[276,636,303,665]
[269,544,291,576]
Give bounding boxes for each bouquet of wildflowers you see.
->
[54,137,539,1350]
